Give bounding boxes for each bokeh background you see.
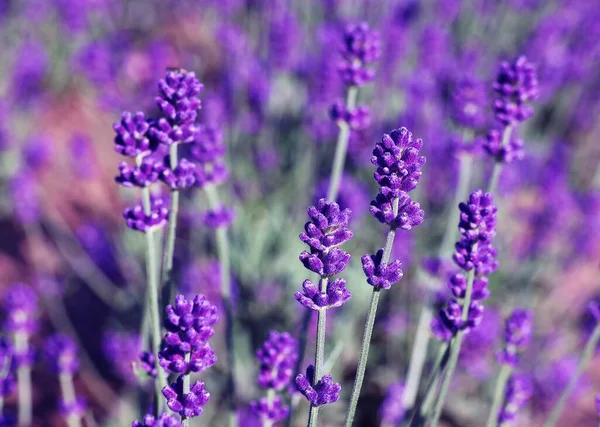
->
[0,0,600,426]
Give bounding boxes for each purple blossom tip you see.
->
[3,284,38,335]
[202,206,235,228]
[113,111,152,157]
[497,309,532,367]
[132,413,183,427]
[43,334,79,374]
[369,192,424,229]
[447,273,490,301]
[162,376,210,419]
[124,196,169,232]
[483,128,525,163]
[361,250,403,290]
[159,341,216,375]
[160,157,197,190]
[256,331,298,391]
[493,55,539,126]
[329,101,371,130]
[249,396,289,423]
[295,278,352,310]
[338,22,381,86]
[138,351,157,378]
[163,294,219,352]
[295,365,341,407]
[497,375,532,424]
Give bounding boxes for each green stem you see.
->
[487,126,513,194]
[204,184,237,427]
[544,324,600,427]
[15,332,32,426]
[162,143,180,294]
[308,278,329,427]
[485,365,512,427]
[429,269,476,427]
[60,372,82,427]
[263,389,276,427]
[182,352,191,427]
[344,199,398,427]
[327,86,358,202]
[415,343,450,422]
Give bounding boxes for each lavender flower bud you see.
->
[380,382,406,425]
[190,126,229,188]
[497,375,532,425]
[139,351,157,378]
[132,413,183,427]
[295,278,352,310]
[43,334,79,374]
[256,331,297,391]
[113,111,152,157]
[295,365,341,407]
[115,154,164,188]
[329,101,371,130]
[160,157,196,190]
[447,274,490,301]
[338,23,381,86]
[3,284,38,336]
[492,56,539,126]
[483,129,525,163]
[123,196,169,232]
[202,206,235,229]
[497,309,533,367]
[450,77,488,129]
[159,341,216,375]
[249,396,289,424]
[361,249,403,290]
[162,376,210,419]
[163,294,219,352]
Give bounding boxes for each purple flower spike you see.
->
[43,334,79,374]
[497,309,533,367]
[447,274,490,301]
[361,250,403,290]
[370,193,424,229]
[139,351,157,378]
[159,341,216,375]
[483,129,525,163]
[3,284,38,335]
[492,56,539,126]
[497,375,532,424]
[380,382,406,426]
[152,69,203,145]
[329,101,371,130]
[256,331,297,391]
[338,23,381,86]
[202,206,235,229]
[295,365,341,407]
[132,413,183,427]
[190,126,229,188]
[295,278,352,310]
[115,154,164,188]
[160,158,197,190]
[113,111,152,157]
[442,299,484,332]
[163,294,219,352]
[249,396,289,424]
[299,199,353,278]
[162,376,210,419]
[123,196,169,232]
[451,77,487,130]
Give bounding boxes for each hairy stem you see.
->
[204,184,237,427]
[327,86,358,202]
[162,143,180,294]
[308,278,329,427]
[182,352,191,427]
[60,372,82,427]
[487,126,513,194]
[15,332,32,426]
[344,199,398,427]
[485,364,512,427]
[544,323,600,427]
[429,268,476,427]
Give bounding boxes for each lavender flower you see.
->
[3,285,38,337]
[497,310,533,367]
[0,337,15,399]
[113,111,152,157]
[380,382,406,425]
[255,331,297,391]
[132,413,183,427]
[295,365,341,406]
[151,69,203,146]
[497,375,532,425]
[162,376,210,419]
[329,101,371,130]
[160,158,196,190]
[123,196,169,232]
[361,249,403,290]
[483,129,525,163]
[102,332,140,384]
[338,23,382,87]
[295,278,352,310]
[139,351,157,378]
[9,172,39,225]
[492,56,539,126]
[43,334,79,374]
[249,397,289,424]
[450,77,488,130]
[158,341,216,375]
[201,206,235,229]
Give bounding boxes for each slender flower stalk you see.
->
[295,199,353,426]
[345,128,425,426]
[3,285,37,427]
[544,303,600,427]
[0,337,15,418]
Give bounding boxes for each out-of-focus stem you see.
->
[429,268,476,427]
[308,278,329,427]
[60,372,82,427]
[544,324,600,427]
[487,126,513,194]
[485,364,512,427]
[344,199,398,427]
[14,332,32,426]
[327,86,358,202]
[263,389,276,427]
[182,352,191,427]
[204,184,237,427]
[162,143,180,293]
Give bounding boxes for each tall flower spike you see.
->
[497,375,532,425]
[497,309,533,367]
[255,331,297,391]
[162,376,210,419]
[295,365,341,407]
[338,23,382,87]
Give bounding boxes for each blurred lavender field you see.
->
[0,0,600,426]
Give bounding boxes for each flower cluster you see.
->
[296,365,341,407]
[483,128,525,163]
[189,126,229,188]
[497,309,533,367]
[363,127,425,291]
[250,331,298,424]
[159,294,218,420]
[492,56,539,126]
[114,69,204,232]
[497,375,533,425]
[338,23,381,87]
[432,190,498,338]
[3,284,38,368]
[132,413,183,427]
[450,77,488,130]
[329,101,371,130]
